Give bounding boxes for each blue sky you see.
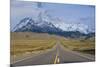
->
[10,0,95,31]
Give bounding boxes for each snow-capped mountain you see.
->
[12,10,94,38]
[13,17,62,33]
[35,10,90,34]
[54,22,89,34]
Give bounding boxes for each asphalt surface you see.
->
[11,42,95,67]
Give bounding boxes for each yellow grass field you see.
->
[11,32,95,57]
[11,32,57,57]
[61,37,95,55]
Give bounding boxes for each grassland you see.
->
[61,37,95,55]
[11,32,95,60]
[11,32,57,57]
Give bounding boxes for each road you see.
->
[11,42,95,67]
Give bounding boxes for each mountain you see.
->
[12,17,95,38]
[13,17,62,33]
[54,22,89,34]
[12,11,95,38]
[35,11,90,34]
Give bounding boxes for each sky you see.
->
[10,0,95,31]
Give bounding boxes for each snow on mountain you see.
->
[13,8,91,34]
[13,17,35,31]
[37,11,89,34]
[54,22,89,34]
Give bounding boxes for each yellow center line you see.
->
[54,53,60,64]
[57,58,60,63]
[54,53,58,64]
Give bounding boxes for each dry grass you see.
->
[11,32,95,56]
[11,32,57,56]
[61,37,95,55]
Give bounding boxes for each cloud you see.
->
[10,0,42,30]
[79,17,95,32]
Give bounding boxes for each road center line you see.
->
[54,53,58,64]
[54,48,60,64]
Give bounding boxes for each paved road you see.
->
[11,42,95,67]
